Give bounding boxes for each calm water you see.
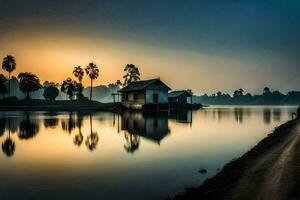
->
[0,106,296,200]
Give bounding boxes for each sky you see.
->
[0,0,299,95]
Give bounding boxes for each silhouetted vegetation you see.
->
[44,117,59,128]
[61,78,77,100]
[18,114,39,139]
[74,114,84,146]
[1,120,15,157]
[61,113,76,134]
[0,74,8,99]
[2,55,16,97]
[123,132,140,153]
[123,64,140,86]
[85,115,99,151]
[194,88,300,105]
[0,118,6,137]
[73,66,84,83]
[85,62,99,100]
[43,85,59,100]
[18,72,42,100]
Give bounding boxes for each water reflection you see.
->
[85,114,99,151]
[0,107,294,158]
[73,114,84,146]
[121,112,170,152]
[234,108,244,123]
[19,113,39,140]
[61,113,76,134]
[0,107,296,200]
[263,108,271,124]
[44,113,59,129]
[2,120,15,157]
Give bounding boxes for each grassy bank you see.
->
[0,99,121,111]
[173,118,300,200]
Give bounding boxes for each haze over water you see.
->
[0,106,296,199]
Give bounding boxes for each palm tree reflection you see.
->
[123,132,140,153]
[73,114,84,146]
[2,119,15,157]
[85,114,99,151]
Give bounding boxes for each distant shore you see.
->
[173,118,300,200]
[0,99,120,111]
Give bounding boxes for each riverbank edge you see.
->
[0,100,121,111]
[173,118,300,200]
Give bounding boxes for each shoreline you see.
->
[173,118,300,200]
[0,99,120,111]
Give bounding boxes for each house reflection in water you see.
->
[169,110,193,124]
[121,112,170,146]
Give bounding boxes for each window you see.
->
[153,93,159,103]
[134,93,138,100]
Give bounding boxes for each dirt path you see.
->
[174,119,300,200]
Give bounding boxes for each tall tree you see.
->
[0,74,8,99]
[17,72,42,100]
[123,64,140,86]
[73,66,84,83]
[85,62,99,100]
[2,55,16,97]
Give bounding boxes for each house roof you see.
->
[118,78,171,93]
[168,90,192,98]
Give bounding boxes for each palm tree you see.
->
[2,55,16,97]
[85,62,99,100]
[123,64,140,86]
[17,72,42,100]
[73,66,84,83]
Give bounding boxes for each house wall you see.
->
[121,92,145,109]
[145,89,168,104]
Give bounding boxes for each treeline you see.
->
[193,88,300,105]
[0,55,141,102]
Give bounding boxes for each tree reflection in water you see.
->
[0,118,5,138]
[18,114,39,140]
[2,119,15,157]
[44,116,59,129]
[85,114,99,151]
[73,114,84,146]
[123,132,140,154]
[61,113,76,134]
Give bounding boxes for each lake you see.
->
[0,106,296,200]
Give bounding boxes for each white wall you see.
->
[145,90,168,104]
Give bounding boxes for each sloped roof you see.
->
[118,78,171,92]
[168,90,192,98]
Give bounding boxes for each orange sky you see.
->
[0,27,299,95]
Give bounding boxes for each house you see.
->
[168,90,193,104]
[118,78,171,110]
